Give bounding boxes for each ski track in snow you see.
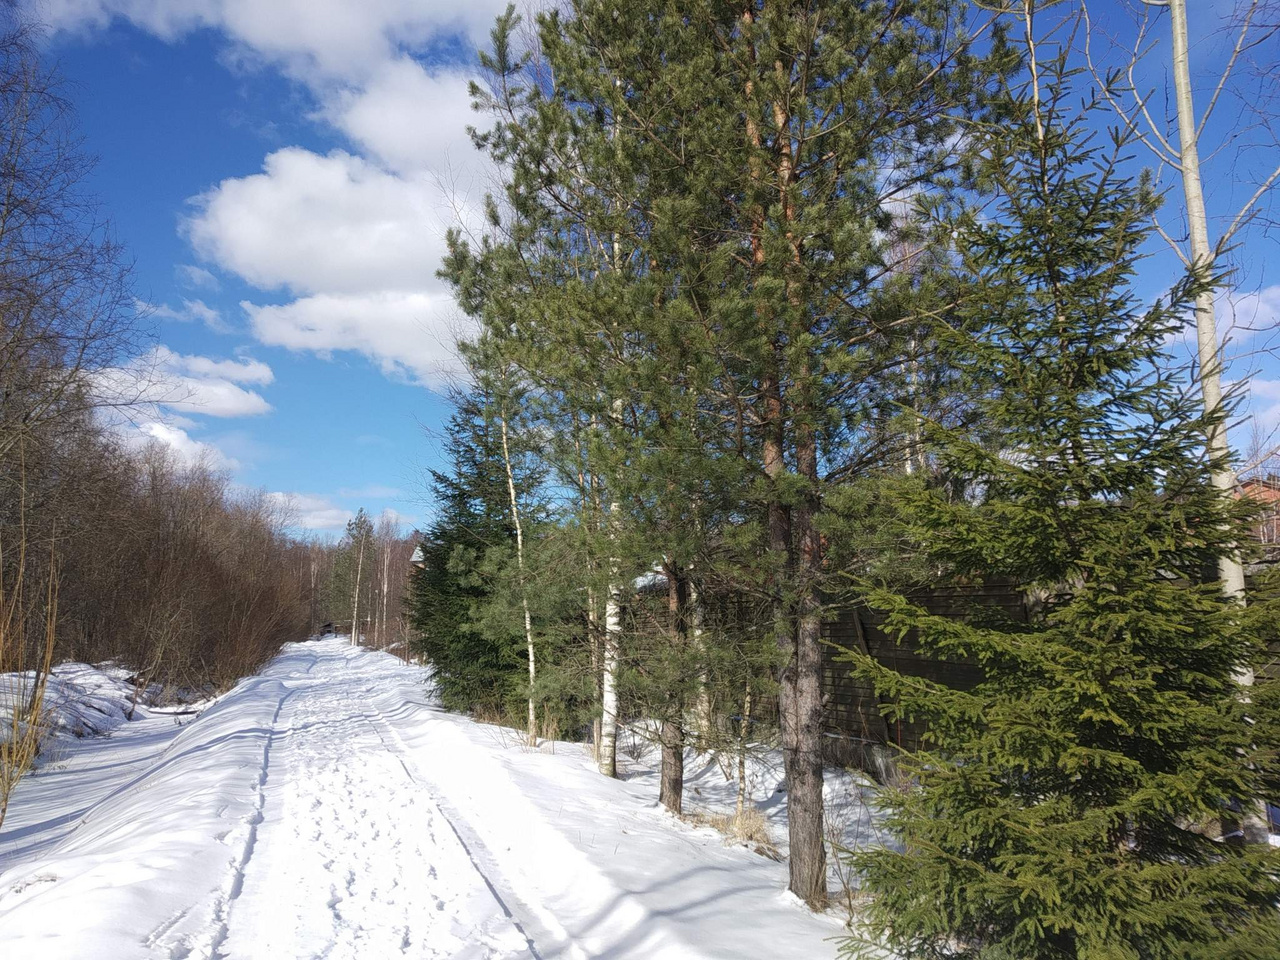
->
[0,640,845,960]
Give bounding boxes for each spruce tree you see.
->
[408,389,522,713]
[843,31,1280,960]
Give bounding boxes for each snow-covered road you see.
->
[0,640,844,959]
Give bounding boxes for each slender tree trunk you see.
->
[376,545,386,650]
[600,561,621,777]
[499,409,538,747]
[350,531,365,647]
[1168,0,1249,614]
[588,585,602,760]
[660,718,684,815]
[737,680,752,818]
[598,403,623,778]
[660,559,687,815]
[689,573,712,739]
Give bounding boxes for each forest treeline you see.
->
[407,1,1280,957]
[0,20,416,825]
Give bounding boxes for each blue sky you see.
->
[21,1,1280,534]
[28,0,511,534]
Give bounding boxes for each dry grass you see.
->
[685,806,781,861]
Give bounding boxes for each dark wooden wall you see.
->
[819,583,1029,754]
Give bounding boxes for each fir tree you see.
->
[408,389,522,713]
[843,29,1280,960]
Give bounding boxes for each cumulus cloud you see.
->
[265,491,352,531]
[35,0,500,389]
[186,148,448,296]
[1245,378,1280,434]
[136,420,237,468]
[1219,284,1280,346]
[176,264,221,291]
[325,58,477,176]
[146,297,233,333]
[29,0,507,81]
[243,291,466,386]
[96,345,275,418]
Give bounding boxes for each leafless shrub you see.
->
[0,494,58,830]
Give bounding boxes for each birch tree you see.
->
[1082,0,1280,603]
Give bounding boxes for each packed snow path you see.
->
[0,640,844,959]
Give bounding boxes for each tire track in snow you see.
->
[204,683,296,960]
[359,700,591,960]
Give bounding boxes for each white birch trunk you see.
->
[598,401,624,778]
[599,558,621,778]
[689,573,712,739]
[499,409,538,747]
[1169,0,1249,618]
[381,542,390,650]
[350,531,365,647]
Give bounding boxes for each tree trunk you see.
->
[689,573,712,740]
[660,559,687,814]
[787,504,828,905]
[588,584,602,761]
[350,531,365,647]
[599,411,623,778]
[660,719,684,815]
[1168,0,1249,615]
[381,542,390,650]
[737,680,752,818]
[600,567,621,777]
[499,409,538,747]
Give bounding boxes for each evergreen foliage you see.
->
[408,390,521,714]
[842,43,1280,960]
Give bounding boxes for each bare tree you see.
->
[0,19,144,461]
[1082,0,1280,604]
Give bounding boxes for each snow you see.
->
[0,638,851,959]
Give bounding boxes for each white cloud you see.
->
[176,264,221,291]
[378,507,416,530]
[243,291,465,387]
[30,0,507,82]
[96,346,275,419]
[325,59,477,176]
[1167,285,1280,352]
[173,350,274,386]
[137,420,237,468]
[265,491,352,531]
[1220,284,1280,345]
[1245,378,1280,434]
[36,0,499,389]
[186,148,450,296]
[146,297,232,333]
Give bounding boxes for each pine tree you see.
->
[843,29,1280,960]
[452,0,997,903]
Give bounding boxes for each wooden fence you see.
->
[819,582,1029,769]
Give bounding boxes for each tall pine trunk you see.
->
[788,414,827,903]
[660,559,687,814]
